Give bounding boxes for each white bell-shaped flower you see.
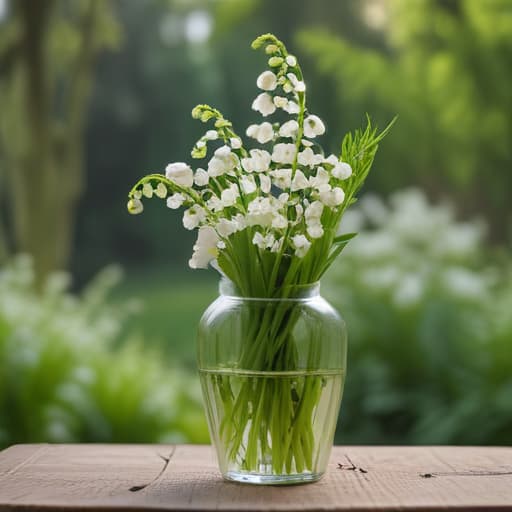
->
[259,174,272,194]
[305,200,324,223]
[279,120,299,138]
[204,130,218,140]
[332,162,353,180]
[166,193,185,209]
[307,223,324,239]
[208,146,238,177]
[270,168,292,189]
[298,147,323,167]
[241,175,257,194]
[291,170,309,191]
[194,168,209,186]
[271,214,288,230]
[309,168,330,188]
[230,137,242,149]
[220,183,240,207]
[292,234,311,258]
[188,226,219,269]
[127,198,143,214]
[303,115,326,138]
[287,73,306,93]
[183,206,206,230]
[272,143,296,164]
[319,185,345,207]
[256,70,278,91]
[252,93,276,117]
[142,183,153,198]
[242,149,272,173]
[165,162,194,188]
[283,100,300,114]
[246,122,274,144]
[216,218,238,237]
[155,183,167,198]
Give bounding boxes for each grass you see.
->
[112,265,218,369]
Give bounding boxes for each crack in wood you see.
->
[420,469,512,478]
[337,455,368,474]
[129,446,176,492]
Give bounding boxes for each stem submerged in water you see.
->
[204,299,327,475]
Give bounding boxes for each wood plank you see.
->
[0,444,511,511]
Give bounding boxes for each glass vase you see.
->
[197,279,347,485]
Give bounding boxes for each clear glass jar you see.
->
[197,279,347,485]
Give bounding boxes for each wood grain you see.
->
[0,444,511,511]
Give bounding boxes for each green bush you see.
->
[328,189,512,445]
[0,256,208,447]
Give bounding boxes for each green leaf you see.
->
[333,232,357,246]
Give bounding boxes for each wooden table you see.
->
[0,444,511,511]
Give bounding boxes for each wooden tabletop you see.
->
[0,444,511,511]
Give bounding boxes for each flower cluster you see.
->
[128,34,392,292]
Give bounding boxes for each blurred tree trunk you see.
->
[0,0,119,283]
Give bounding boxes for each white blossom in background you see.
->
[165,162,194,188]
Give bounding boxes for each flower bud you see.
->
[265,44,279,54]
[127,198,143,215]
[268,56,284,67]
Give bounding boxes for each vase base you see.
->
[223,470,324,486]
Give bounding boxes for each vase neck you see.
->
[219,278,320,300]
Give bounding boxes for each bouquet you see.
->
[127,33,393,480]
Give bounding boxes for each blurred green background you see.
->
[0,0,511,448]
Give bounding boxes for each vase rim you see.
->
[219,278,321,300]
